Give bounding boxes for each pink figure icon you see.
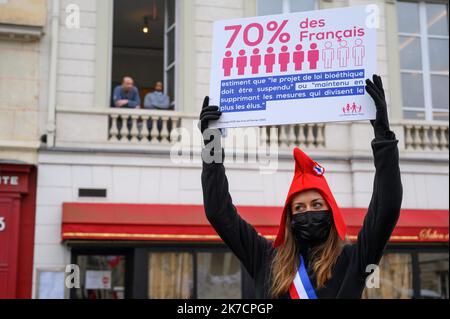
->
[236,49,247,75]
[278,45,290,72]
[250,48,262,75]
[264,47,276,74]
[307,43,319,70]
[352,102,358,113]
[293,44,305,71]
[337,40,350,67]
[358,105,362,112]
[222,51,233,77]
[322,41,334,69]
[345,103,350,113]
[352,38,365,66]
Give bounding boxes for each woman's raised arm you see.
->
[350,75,404,278]
[199,97,272,278]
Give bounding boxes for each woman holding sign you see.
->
[199,75,403,299]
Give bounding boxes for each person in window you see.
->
[112,76,141,108]
[199,74,403,299]
[143,81,171,110]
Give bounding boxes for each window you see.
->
[397,1,449,121]
[72,255,126,299]
[418,253,449,298]
[148,252,194,298]
[111,0,176,109]
[165,0,176,109]
[362,249,449,299]
[257,0,317,16]
[147,250,242,299]
[362,253,414,299]
[197,252,242,299]
[70,247,243,299]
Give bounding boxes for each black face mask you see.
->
[290,210,332,247]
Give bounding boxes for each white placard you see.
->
[85,270,112,290]
[38,271,65,299]
[209,5,378,129]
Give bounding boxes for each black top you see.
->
[201,133,403,299]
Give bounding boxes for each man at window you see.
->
[143,81,171,110]
[112,76,141,108]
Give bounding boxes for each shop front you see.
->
[0,163,37,299]
[61,203,449,299]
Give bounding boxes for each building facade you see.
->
[0,0,46,298]
[0,0,448,299]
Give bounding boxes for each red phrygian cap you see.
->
[273,147,347,248]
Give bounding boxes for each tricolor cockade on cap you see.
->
[313,163,325,176]
[273,147,347,248]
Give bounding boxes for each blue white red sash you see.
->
[289,254,318,299]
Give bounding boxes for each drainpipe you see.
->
[46,0,60,147]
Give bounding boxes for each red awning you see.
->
[62,203,449,243]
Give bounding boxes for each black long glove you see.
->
[365,74,395,141]
[198,96,223,162]
[198,96,222,144]
[199,96,221,133]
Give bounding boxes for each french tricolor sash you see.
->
[289,255,318,299]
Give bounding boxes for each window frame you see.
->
[256,0,319,15]
[69,243,247,299]
[68,243,449,299]
[164,0,179,109]
[69,247,134,299]
[143,245,245,299]
[397,0,449,121]
[369,244,449,299]
[107,0,180,110]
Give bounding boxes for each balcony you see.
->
[108,109,326,150]
[108,108,187,145]
[403,122,449,151]
[54,107,449,158]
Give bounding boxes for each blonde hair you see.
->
[270,210,346,298]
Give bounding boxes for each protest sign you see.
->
[209,5,378,129]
